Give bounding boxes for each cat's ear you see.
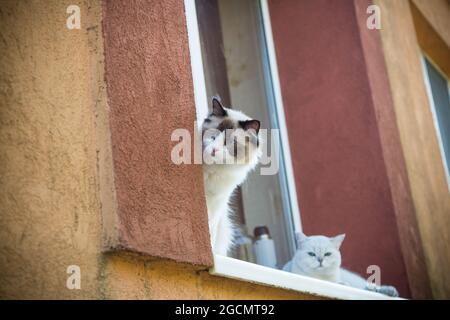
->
[240,120,260,134]
[331,234,346,249]
[295,232,307,247]
[211,96,227,117]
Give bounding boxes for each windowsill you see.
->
[210,255,403,300]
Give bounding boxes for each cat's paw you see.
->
[377,285,399,297]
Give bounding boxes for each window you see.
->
[184,0,401,299]
[422,56,450,191]
[192,0,301,268]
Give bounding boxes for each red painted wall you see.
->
[102,0,212,266]
[269,0,410,296]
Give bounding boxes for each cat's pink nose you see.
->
[211,147,218,156]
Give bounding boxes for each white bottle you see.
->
[253,226,277,268]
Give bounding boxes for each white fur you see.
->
[283,233,399,297]
[283,233,344,283]
[202,107,261,255]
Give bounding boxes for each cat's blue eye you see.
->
[308,252,315,257]
[324,252,332,257]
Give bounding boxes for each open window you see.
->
[184,0,402,299]
[192,0,301,268]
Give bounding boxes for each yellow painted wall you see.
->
[0,0,318,300]
[376,0,450,298]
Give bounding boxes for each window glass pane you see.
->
[196,0,296,268]
[424,58,450,175]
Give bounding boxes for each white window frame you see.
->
[421,54,450,193]
[184,0,400,300]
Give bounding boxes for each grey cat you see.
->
[283,232,399,297]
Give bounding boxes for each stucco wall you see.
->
[0,0,105,299]
[0,0,317,300]
[376,0,450,298]
[101,0,213,266]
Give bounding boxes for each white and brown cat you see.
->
[202,96,262,255]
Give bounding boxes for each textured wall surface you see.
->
[268,0,411,297]
[376,0,450,298]
[353,0,431,299]
[0,0,105,299]
[102,0,213,266]
[0,0,318,300]
[413,0,450,49]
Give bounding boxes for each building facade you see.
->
[0,0,449,299]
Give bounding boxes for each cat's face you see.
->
[293,232,345,276]
[202,97,261,165]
